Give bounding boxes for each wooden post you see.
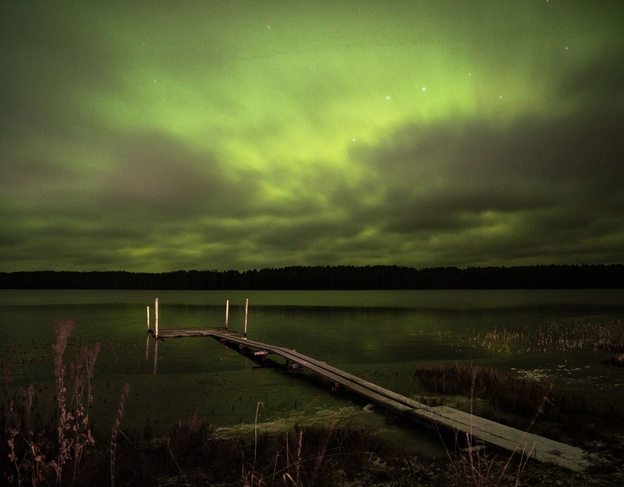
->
[147,305,150,331]
[155,298,159,339]
[244,298,248,338]
[225,300,229,330]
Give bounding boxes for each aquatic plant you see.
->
[471,317,624,356]
[414,363,588,419]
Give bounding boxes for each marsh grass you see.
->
[603,353,624,367]
[110,382,130,487]
[5,321,459,486]
[3,382,51,486]
[241,422,419,486]
[464,317,624,357]
[2,320,102,485]
[4,316,620,486]
[1,321,125,486]
[414,363,589,419]
[414,361,624,485]
[436,367,555,487]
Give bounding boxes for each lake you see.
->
[1,288,623,450]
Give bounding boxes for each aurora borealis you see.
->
[2,1,623,272]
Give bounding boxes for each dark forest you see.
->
[0,264,622,290]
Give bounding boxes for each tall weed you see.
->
[3,320,100,486]
[441,369,550,487]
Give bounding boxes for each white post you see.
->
[244,298,248,339]
[155,298,159,339]
[225,299,229,329]
[147,305,150,331]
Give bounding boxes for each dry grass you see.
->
[437,368,554,487]
[1,320,121,486]
[464,317,624,356]
[110,382,130,487]
[603,353,624,367]
[4,318,620,486]
[2,320,102,485]
[241,422,421,486]
[414,363,588,419]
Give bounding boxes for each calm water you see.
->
[1,289,623,447]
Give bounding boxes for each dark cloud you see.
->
[348,108,624,266]
[557,38,624,107]
[100,136,233,215]
[1,1,623,271]
[0,4,120,141]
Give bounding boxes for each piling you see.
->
[244,298,248,338]
[225,299,229,330]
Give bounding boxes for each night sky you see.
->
[2,1,623,272]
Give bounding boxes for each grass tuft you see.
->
[414,363,589,418]
[603,353,624,367]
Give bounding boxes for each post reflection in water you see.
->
[153,338,158,375]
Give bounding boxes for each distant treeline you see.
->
[0,265,623,290]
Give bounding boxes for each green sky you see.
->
[1,1,623,272]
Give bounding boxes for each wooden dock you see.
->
[149,326,589,471]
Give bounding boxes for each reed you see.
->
[468,317,624,356]
[238,417,430,487]
[2,320,102,486]
[109,383,130,487]
[414,363,588,419]
[6,316,617,485]
[4,383,50,486]
[438,367,558,487]
[603,353,624,367]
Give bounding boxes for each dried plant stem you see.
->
[52,320,74,485]
[253,401,264,471]
[438,364,550,486]
[110,383,131,487]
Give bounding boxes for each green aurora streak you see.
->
[1,1,623,271]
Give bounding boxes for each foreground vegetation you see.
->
[3,321,624,486]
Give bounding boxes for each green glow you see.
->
[1,1,623,271]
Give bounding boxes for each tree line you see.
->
[0,264,622,290]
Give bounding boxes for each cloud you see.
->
[99,136,240,216]
[1,1,623,272]
[557,39,624,109]
[347,108,624,266]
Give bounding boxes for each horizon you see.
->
[4,262,623,274]
[2,1,623,272]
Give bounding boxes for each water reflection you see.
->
[153,337,158,375]
[148,331,255,376]
[2,289,623,437]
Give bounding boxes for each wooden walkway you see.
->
[151,327,589,471]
